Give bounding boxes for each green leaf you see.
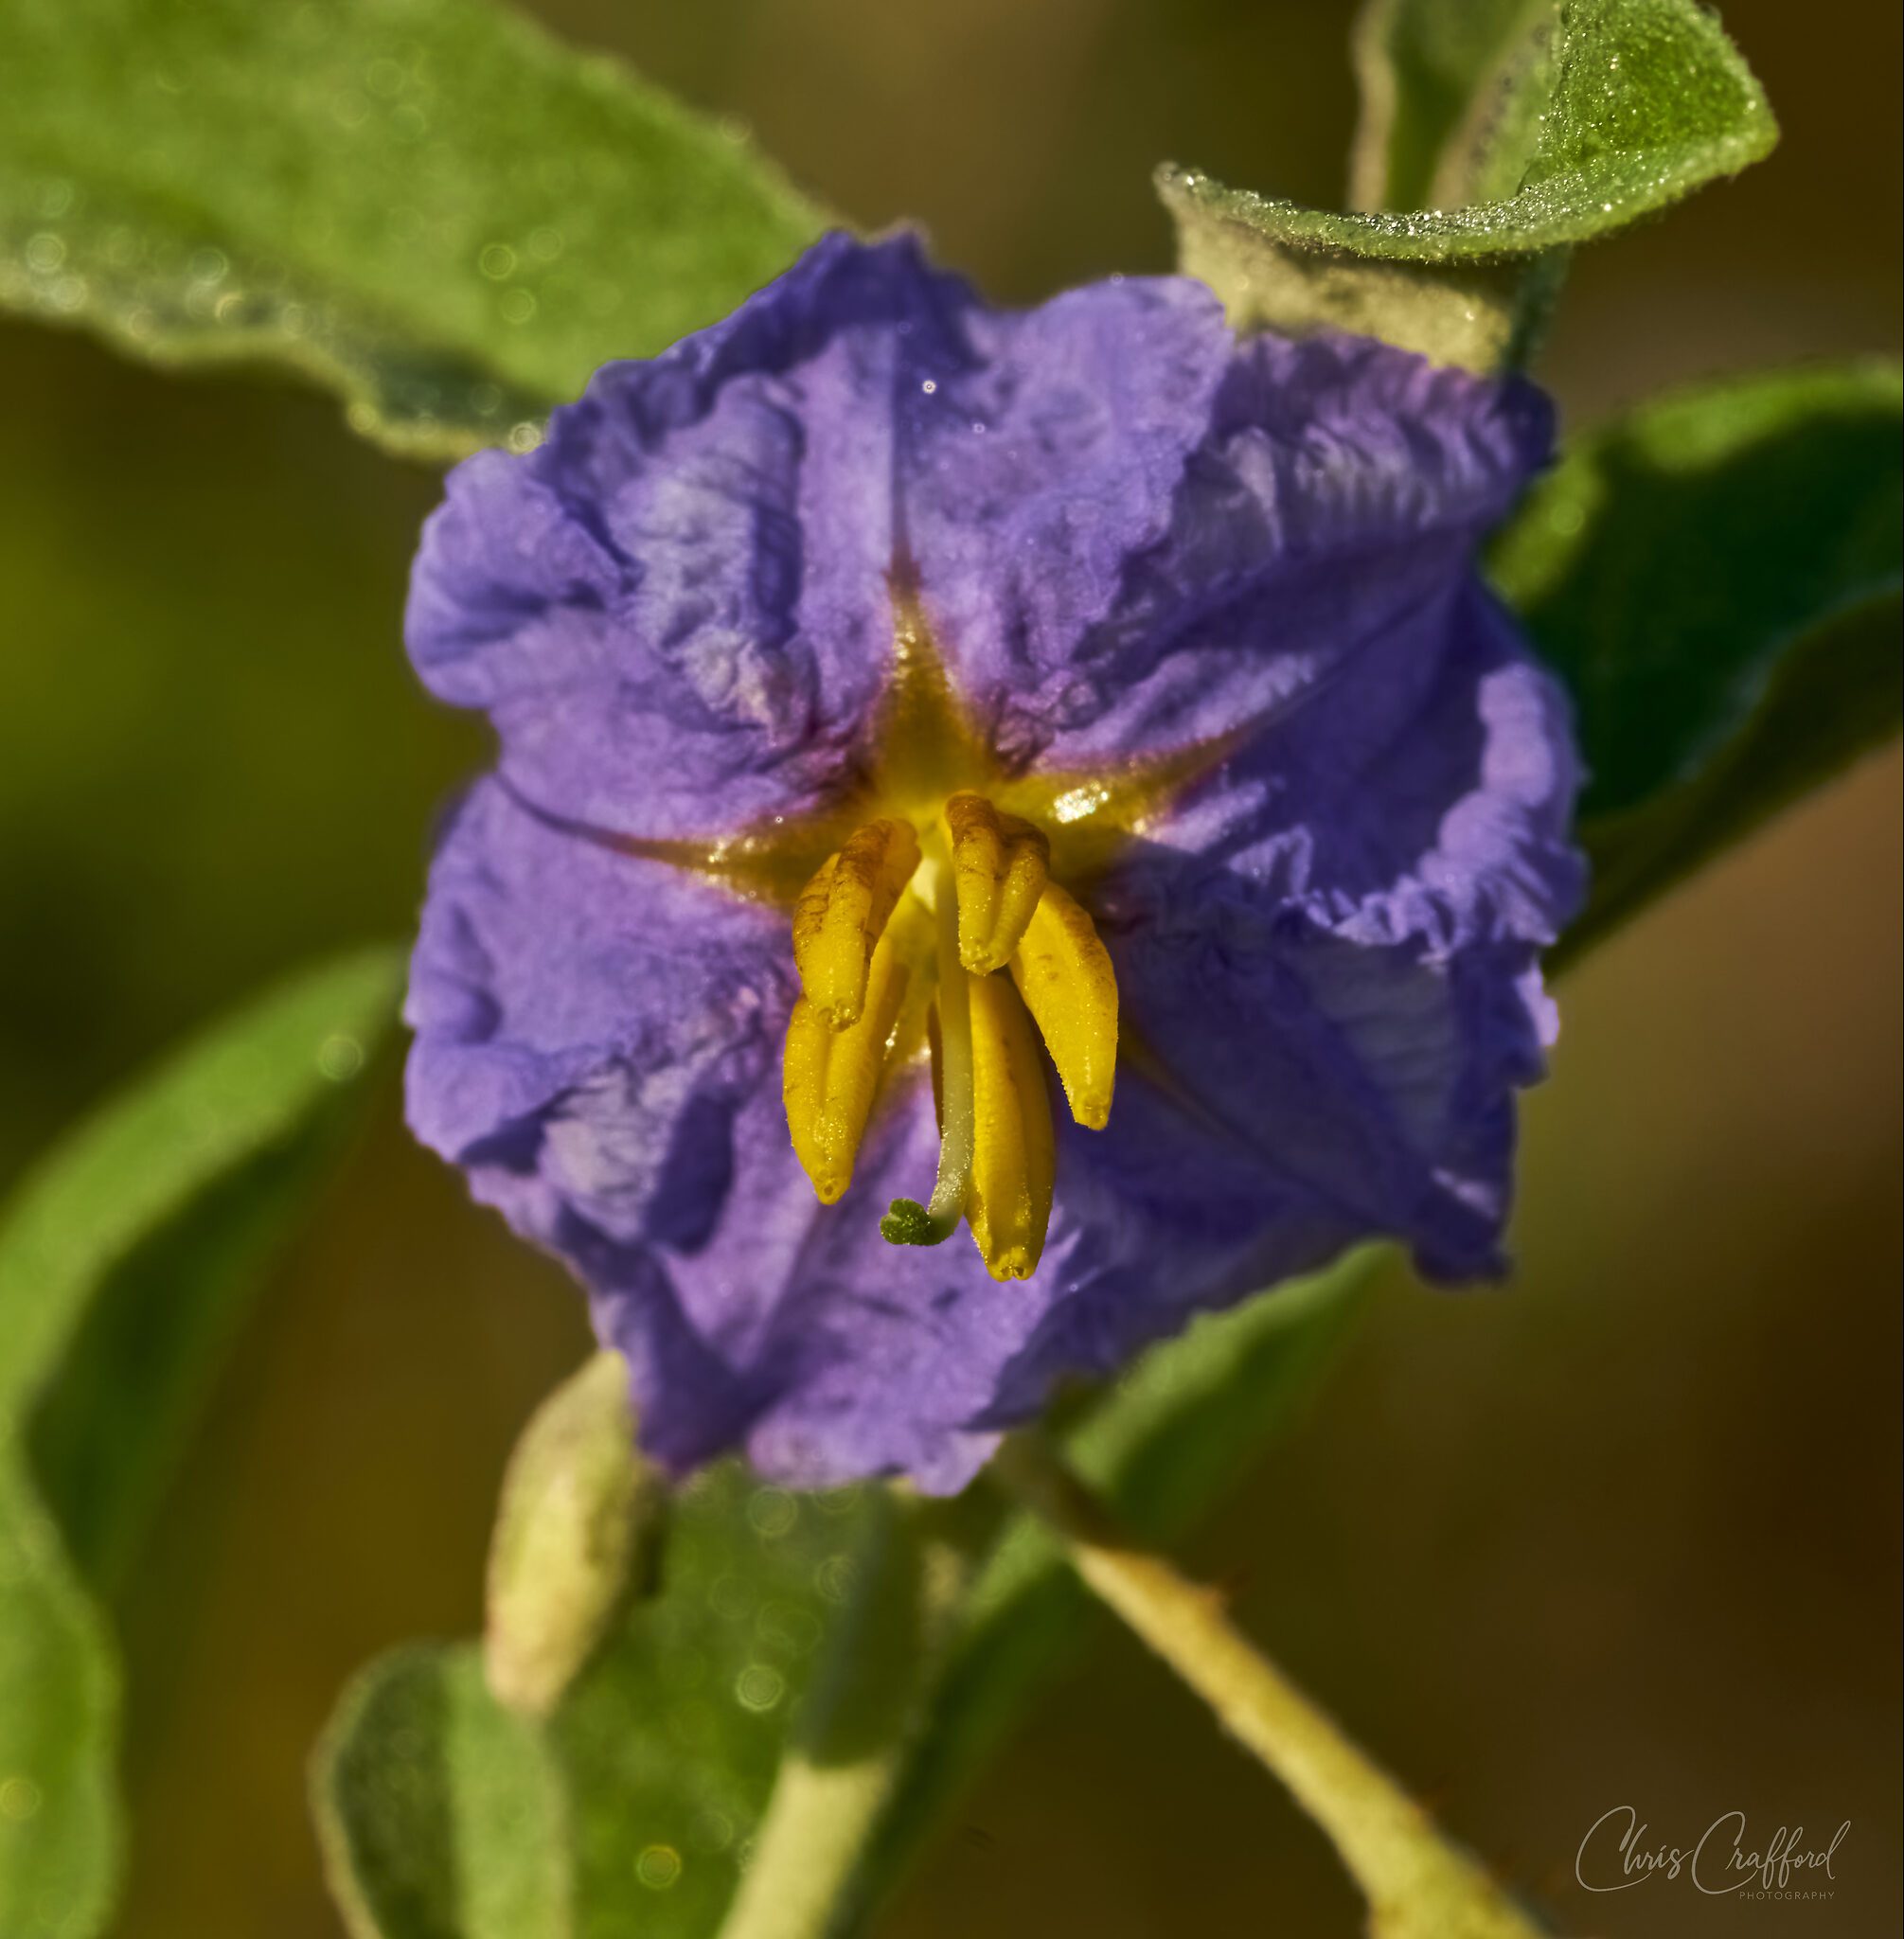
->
[1349,0,1561,213]
[1491,361,1904,952]
[698,1489,976,1939]
[1162,0,1776,367]
[314,1465,881,1939]
[0,946,400,1937]
[315,1647,571,1939]
[0,0,823,460]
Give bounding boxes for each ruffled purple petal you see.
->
[406,778,793,1254]
[1133,580,1584,954]
[898,274,1236,711]
[406,235,968,839]
[937,329,1553,773]
[972,578,1584,1428]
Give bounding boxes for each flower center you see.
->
[512,572,1228,1282]
[781,790,1118,1282]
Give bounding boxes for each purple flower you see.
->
[404,233,1584,1492]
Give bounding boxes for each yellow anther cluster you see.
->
[781,791,1119,1282]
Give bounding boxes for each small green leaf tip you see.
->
[1162,0,1778,371]
[484,1350,667,1719]
[881,1199,953,1247]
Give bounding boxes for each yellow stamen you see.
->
[791,818,921,1027]
[783,897,926,1202]
[1010,881,1119,1131]
[943,791,1050,975]
[964,970,1056,1281]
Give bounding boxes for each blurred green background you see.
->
[1,0,1896,1933]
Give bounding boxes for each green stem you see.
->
[990,1432,1551,1939]
[714,1486,979,1939]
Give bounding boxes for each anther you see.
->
[943,792,1049,975]
[964,969,1056,1280]
[784,897,926,1202]
[791,819,920,1027]
[790,791,1121,1282]
[1010,881,1118,1130]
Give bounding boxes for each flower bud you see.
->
[483,1350,667,1717]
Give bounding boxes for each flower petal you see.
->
[897,272,1237,717]
[950,330,1553,773]
[406,234,974,840]
[406,778,793,1255]
[1132,580,1586,955]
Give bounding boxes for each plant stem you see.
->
[715,1486,980,1939]
[990,1432,1551,1939]
[714,1736,900,1939]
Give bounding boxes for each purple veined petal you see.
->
[970,924,1549,1431]
[624,1078,1019,1491]
[1123,579,1587,956]
[986,580,1586,1407]
[895,273,1237,718]
[405,234,975,841]
[945,329,1556,774]
[406,776,795,1252]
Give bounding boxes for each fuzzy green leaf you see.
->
[1349,0,1562,213]
[314,1465,879,1939]
[1492,361,1904,951]
[0,947,400,1938]
[0,0,823,459]
[1163,0,1776,366]
[315,1647,571,1939]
